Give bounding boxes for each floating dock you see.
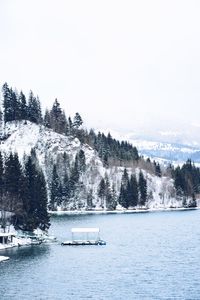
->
[61,240,106,246]
[61,228,106,246]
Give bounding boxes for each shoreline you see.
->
[49,207,199,215]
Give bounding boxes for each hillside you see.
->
[0,121,193,210]
[0,82,198,218]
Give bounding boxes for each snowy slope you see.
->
[0,121,190,210]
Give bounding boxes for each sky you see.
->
[1,0,200,142]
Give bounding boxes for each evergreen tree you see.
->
[87,189,93,209]
[23,155,39,230]
[118,168,130,208]
[11,89,20,121]
[129,174,138,207]
[69,156,80,196]
[73,112,83,129]
[4,153,22,211]
[0,151,4,227]
[35,169,50,230]
[22,155,49,231]
[27,91,42,124]
[118,184,128,208]
[50,99,66,133]
[104,175,116,210]
[49,164,60,210]
[2,83,13,122]
[98,177,106,208]
[62,172,70,203]
[68,117,73,135]
[154,161,162,177]
[121,168,129,188]
[0,152,3,200]
[78,149,86,173]
[138,171,147,206]
[44,109,51,128]
[18,91,28,120]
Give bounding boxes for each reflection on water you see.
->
[0,210,200,299]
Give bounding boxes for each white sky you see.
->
[1,0,200,139]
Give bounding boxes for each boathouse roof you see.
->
[71,228,100,233]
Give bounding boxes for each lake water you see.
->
[0,209,200,299]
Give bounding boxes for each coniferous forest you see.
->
[0,83,199,232]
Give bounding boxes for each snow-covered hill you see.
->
[0,121,193,210]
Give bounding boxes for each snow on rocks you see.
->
[0,120,195,210]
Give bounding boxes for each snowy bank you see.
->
[49,207,199,215]
[0,256,9,262]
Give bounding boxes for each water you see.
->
[0,210,200,299]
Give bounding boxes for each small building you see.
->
[61,227,106,246]
[0,232,15,245]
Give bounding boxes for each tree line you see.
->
[2,83,141,168]
[118,168,147,208]
[0,150,50,232]
[172,159,199,207]
[49,149,86,210]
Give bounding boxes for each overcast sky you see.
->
[1,0,200,140]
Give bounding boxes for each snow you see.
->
[0,256,9,262]
[0,120,198,210]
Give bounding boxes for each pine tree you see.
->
[2,83,13,122]
[104,175,116,210]
[18,91,28,120]
[27,91,42,124]
[50,99,66,133]
[0,152,4,222]
[35,169,50,231]
[118,168,130,208]
[44,109,51,128]
[11,89,20,121]
[0,152,3,200]
[154,161,162,177]
[73,112,83,129]
[129,174,138,207]
[68,117,73,135]
[78,149,86,173]
[98,177,106,208]
[62,172,70,203]
[121,168,129,189]
[138,171,147,206]
[87,189,93,209]
[4,153,22,211]
[118,184,128,208]
[59,111,68,134]
[23,155,38,230]
[21,155,49,231]
[69,156,80,196]
[49,165,60,210]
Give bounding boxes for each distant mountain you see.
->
[98,129,200,164]
[128,139,200,164]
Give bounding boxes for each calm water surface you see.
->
[0,210,200,299]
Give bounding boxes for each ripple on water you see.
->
[0,210,200,299]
